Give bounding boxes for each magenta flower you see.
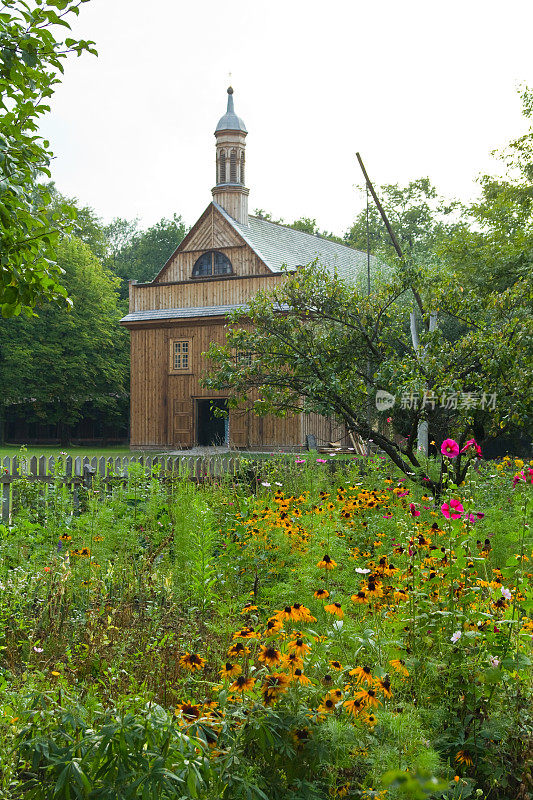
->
[441,439,460,458]
[441,498,464,519]
[460,439,482,459]
[512,472,526,488]
[316,458,327,464]
[409,503,420,517]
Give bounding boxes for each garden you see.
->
[0,443,531,800]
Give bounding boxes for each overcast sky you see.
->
[41,0,533,236]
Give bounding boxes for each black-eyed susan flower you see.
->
[230,675,255,693]
[220,662,242,679]
[262,672,290,695]
[282,652,304,671]
[288,637,311,657]
[351,590,369,605]
[232,626,260,639]
[389,659,409,677]
[264,617,283,635]
[276,606,299,622]
[353,687,381,707]
[291,603,316,622]
[318,698,336,714]
[227,642,250,658]
[364,712,377,727]
[258,645,282,667]
[240,602,258,614]
[349,665,373,685]
[329,660,343,671]
[292,668,311,685]
[292,727,311,748]
[176,703,201,720]
[317,554,337,570]
[324,602,344,619]
[455,750,474,766]
[322,673,334,687]
[179,652,205,671]
[314,588,330,600]
[374,676,392,698]
[343,697,364,716]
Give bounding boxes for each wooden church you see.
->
[121,88,371,450]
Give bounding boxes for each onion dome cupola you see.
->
[212,87,249,226]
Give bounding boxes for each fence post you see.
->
[1,457,10,525]
[83,464,96,491]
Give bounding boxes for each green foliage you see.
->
[104,214,188,298]
[204,261,532,493]
[0,0,96,316]
[0,236,129,430]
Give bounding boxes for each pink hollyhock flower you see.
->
[441,498,464,519]
[441,439,460,458]
[460,439,482,459]
[409,503,420,517]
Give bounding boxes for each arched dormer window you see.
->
[240,151,245,185]
[229,149,237,182]
[192,250,233,277]
[219,149,226,183]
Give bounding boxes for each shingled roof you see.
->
[213,202,381,283]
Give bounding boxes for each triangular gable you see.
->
[154,203,263,283]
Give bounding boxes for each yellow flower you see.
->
[317,554,337,570]
[324,602,344,618]
[258,645,282,667]
[220,662,242,679]
[179,652,205,671]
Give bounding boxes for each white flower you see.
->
[274,482,282,486]
[261,481,271,487]
[489,656,500,668]
[354,568,371,574]
[501,586,512,600]
[450,631,462,643]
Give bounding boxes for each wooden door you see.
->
[172,400,193,448]
[230,410,249,448]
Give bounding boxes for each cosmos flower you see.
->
[450,631,462,643]
[409,503,421,517]
[441,439,460,458]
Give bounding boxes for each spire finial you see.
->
[226,85,234,113]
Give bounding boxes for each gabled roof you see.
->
[213,202,380,283]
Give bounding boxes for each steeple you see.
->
[212,87,249,226]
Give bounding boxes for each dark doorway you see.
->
[197,399,228,446]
